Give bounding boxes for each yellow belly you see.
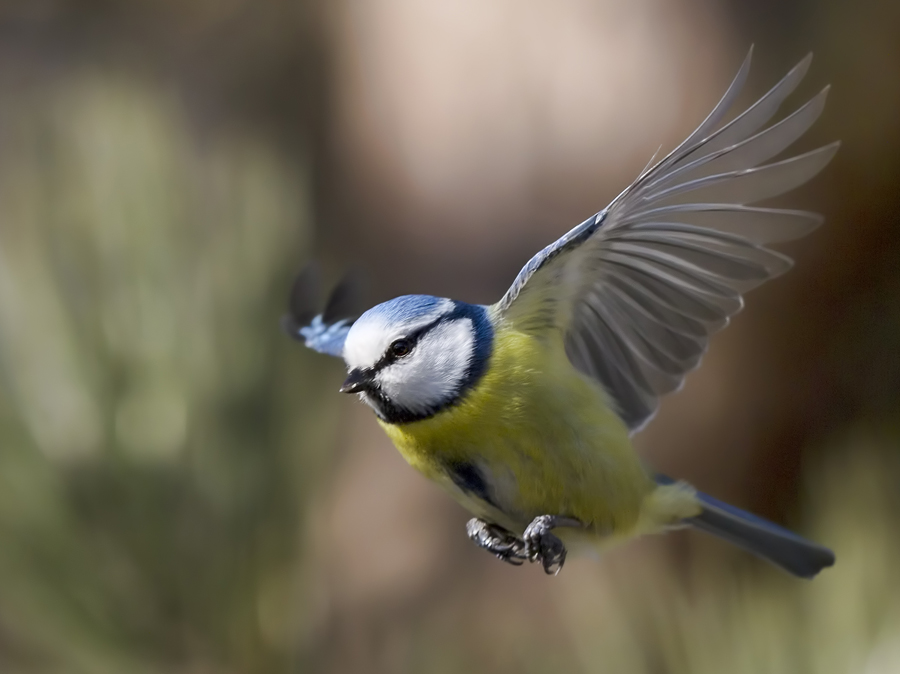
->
[378,326,665,541]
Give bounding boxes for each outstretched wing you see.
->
[496,50,838,432]
[282,266,360,358]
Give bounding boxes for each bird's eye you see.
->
[389,338,412,357]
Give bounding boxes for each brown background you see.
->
[0,1,897,672]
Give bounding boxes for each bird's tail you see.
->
[657,475,835,579]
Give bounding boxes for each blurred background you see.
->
[0,0,897,672]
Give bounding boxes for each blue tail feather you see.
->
[657,475,835,579]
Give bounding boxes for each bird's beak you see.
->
[340,369,372,394]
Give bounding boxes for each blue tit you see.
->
[285,50,837,578]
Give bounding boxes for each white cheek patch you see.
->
[342,299,454,370]
[376,318,475,414]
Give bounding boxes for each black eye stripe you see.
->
[363,301,494,425]
[371,315,449,371]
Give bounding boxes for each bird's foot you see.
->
[523,515,582,575]
[466,518,527,566]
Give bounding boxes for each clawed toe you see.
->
[467,515,581,573]
[466,518,527,566]
[523,514,581,575]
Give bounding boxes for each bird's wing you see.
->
[495,50,838,432]
[282,266,359,358]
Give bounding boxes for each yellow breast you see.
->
[378,325,656,536]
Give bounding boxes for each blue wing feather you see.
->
[296,315,352,357]
[282,266,357,359]
[496,212,610,338]
[499,211,606,316]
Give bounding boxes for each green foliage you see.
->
[0,72,336,673]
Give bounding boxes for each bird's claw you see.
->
[523,514,581,575]
[467,515,581,574]
[466,518,527,566]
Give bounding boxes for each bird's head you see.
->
[341,295,493,423]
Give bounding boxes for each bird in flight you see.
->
[285,49,838,578]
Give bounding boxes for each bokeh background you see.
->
[0,1,898,672]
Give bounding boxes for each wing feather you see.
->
[663,48,753,166]
[282,268,358,358]
[648,87,828,193]
[620,205,822,243]
[293,316,353,357]
[497,51,837,431]
[666,53,812,172]
[646,143,839,207]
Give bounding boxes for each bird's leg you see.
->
[523,515,583,575]
[466,518,527,566]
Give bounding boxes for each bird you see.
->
[284,50,838,578]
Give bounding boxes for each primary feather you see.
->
[497,50,838,431]
[282,266,359,357]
